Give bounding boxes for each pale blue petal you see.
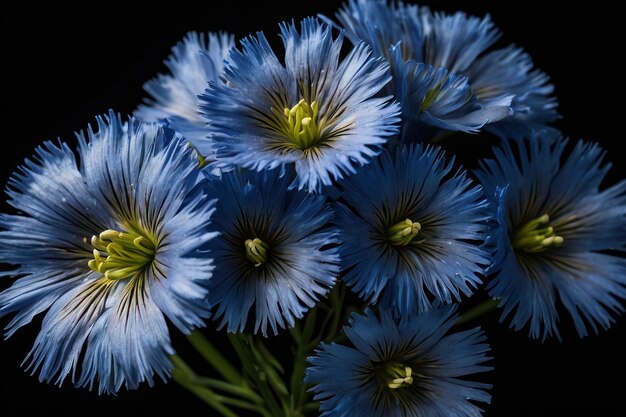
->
[423,11,500,74]
[135,32,235,145]
[0,111,217,392]
[200,17,399,193]
[322,0,426,63]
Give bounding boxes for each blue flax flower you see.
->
[136,32,234,152]
[203,169,340,336]
[335,145,490,316]
[475,133,626,339]
[305,306,492,417]
[388,45,511,142]
[325,0,557,139]
[200,17,400,193]
[0,112,217,393]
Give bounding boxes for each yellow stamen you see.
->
[387,365,415,389]
[245,238,269,267]
[280,99,321,149]
[513,214,564,253]
[387,218,422,246]
[88,229,156,281]
[420,85,442,111]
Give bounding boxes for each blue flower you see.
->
[467,46,558,138]
[305,306,492,417]
[199,17,400,193]
[0,111,217,393]
[135,32,234,153]
[331,0,425,62]
[335,145,490,316]
[475,132,626,339]
[421,9,500,74]
[388,45,511,142]
[324,0,556,139]
[203,168,340,336]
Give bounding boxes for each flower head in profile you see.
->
[388,45,511,142]
[475,132,626,339]
[0,111,217,393]
[203,168,340,336]
[324,0,557,140]
[200,17,400,192]
[305,306,492,417]
[136,32,234,152]
[335,145,490,316]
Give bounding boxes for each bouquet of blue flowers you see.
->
[1,1,624,416]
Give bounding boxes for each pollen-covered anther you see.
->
[513,214,564,253]
[281,99,321,149]
[88,229,156,280]
[388,366,414,389]
[245,237,269,267]
[387,218,422,246]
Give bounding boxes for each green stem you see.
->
[228,333,284,417]
[290,307,319,411]
[323,283,345,343]
[218,396,269,413]
[293,346,312,411]
[247,335,289,399]
[193,376,263,404]
[302,402,321,413]
[456,298,500,325]
[301,307,317,343]
[177,381,240,417]
[289,285,349,416]
[173,355,271,417]
[172,355,239,417]
[289,326,310,413]
[187,329,242,384]
[182,382,269,417]
[255,339,285,374]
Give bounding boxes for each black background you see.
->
[1,2,624,416]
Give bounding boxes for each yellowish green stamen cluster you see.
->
[280,99,321,149]
[420,86,442,112]
[387,218,422,246]
[88,229,156,280]
[245,238,269,267]
[384,363,415,389]
[513,214,564,253]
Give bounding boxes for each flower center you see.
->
[280,99,321,150]
[379,362,415,389]
[387,218,422,246]
[513,214,564,253]
[420,85,442,112]
[88,229,156,280]
[245,238,269,267]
